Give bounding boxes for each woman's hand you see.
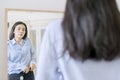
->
[23,67,30,73]
[30,64,36,71]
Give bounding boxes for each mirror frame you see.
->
[5,8,63,28]
[5,8,63,80]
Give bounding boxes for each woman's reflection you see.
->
[8,21,36,80]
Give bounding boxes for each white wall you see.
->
[116,0,120,11]
[0,0,66,80]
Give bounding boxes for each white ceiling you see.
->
[8,11,63,22]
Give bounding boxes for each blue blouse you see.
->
[8,38,36,74]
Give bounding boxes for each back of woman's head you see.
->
[62,0,120,61]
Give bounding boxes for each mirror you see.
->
[6,8,63,77]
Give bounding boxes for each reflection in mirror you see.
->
[6,9,63,79]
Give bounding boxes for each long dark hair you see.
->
[9,21,28,40]
[62,0,120,61]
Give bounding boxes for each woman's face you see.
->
[14,24,26,39]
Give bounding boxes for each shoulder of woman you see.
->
[24,38,31,43]
[7,40,12,45]
[46,19,63,31]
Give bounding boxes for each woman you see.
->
[8,21,36,80]
[36,0,120,80]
